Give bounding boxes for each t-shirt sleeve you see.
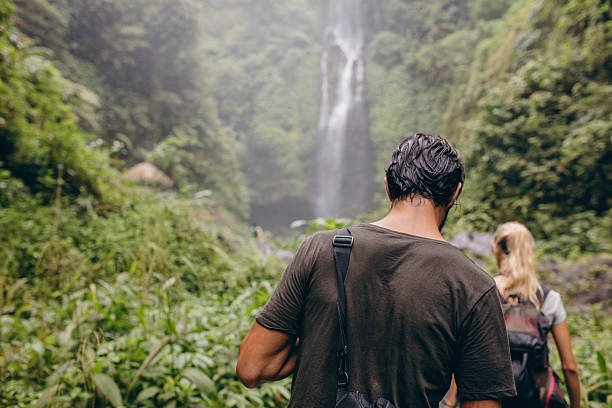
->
[455,286,517,401]
[255,234,318,336]
[541,290,567,325]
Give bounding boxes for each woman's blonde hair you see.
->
[493,222,543,307]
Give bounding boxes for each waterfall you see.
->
[315,0,372,217]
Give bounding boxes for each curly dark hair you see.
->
[385,133,465,207]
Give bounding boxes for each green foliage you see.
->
[301,217,352,233]
[14,0,325,216]
[468,0,513,21]
[0,191,291,407]
[13,0,250,214]
[550,306,612,407]
[200,0,323,206]
[149,126,249,218]
[13,0,68,52]
[1,1,611,406]
[17,0,324,212]
[92,374,123,408]
[365,0,611,255]
[64,0,212,151]
[461,0,611,254]
[364,0,489,199]
[0,0,121,205]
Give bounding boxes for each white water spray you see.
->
[315,0,371,217]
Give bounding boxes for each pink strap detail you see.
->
[544,367,555,408]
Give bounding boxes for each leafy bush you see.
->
[0,192,291,407]
[0,0,121,206]
[457,0,611,255]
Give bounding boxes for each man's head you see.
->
[385,132,465,208]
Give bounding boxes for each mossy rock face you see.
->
[449,232,494,256]
[448,230,612,311]
[539,256,612,310]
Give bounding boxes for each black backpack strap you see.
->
[538,285,551,307]
[542,285,551,300]
[333,227,353,390]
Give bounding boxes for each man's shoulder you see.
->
[301,229,336,249]
[291,229,335,263]
[409,235,491,275]
[406,238,496,299]
[350,224,494,286]
[436,242,490,274]
[300,228,354,249]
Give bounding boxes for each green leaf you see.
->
[136,386,160,401]
[36,384,62,408]
[596,351,608,378]
[182,367,215,395]
[46,361,72,386]
[277,384,291,400]
[92,373,123,408]
[161,277,176,292]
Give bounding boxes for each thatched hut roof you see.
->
[124,162,174,189]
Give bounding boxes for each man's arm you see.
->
[236,322,298,388]
[441,377,500,408]
[236,234,317,388]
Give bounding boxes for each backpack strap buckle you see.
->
[333,235,354,248]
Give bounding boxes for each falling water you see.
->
[315,0,372,217]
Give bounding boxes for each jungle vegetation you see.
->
[0,0,610,406]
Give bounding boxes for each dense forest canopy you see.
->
[1,0,610,407]
[200,0,324,224]
[6,0,610,250]
[364,0,610,255]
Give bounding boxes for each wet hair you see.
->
[493,222,543,307]
[385,133,465,206]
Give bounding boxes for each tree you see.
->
[0,0,119,205]
[464,0,611,253]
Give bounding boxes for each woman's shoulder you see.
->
[542,287,563,303]
[493,275,507,287]
[541,288,567,324]
[493,275,510,295]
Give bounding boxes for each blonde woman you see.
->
[493,222,580,408]
[441,222,580,408]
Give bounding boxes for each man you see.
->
[237,133,516,407]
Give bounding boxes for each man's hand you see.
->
[236,322,298,388]
[462,401,501,408]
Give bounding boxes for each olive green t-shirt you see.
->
[257,224,516,407]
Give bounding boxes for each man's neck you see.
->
[371,197,447,242]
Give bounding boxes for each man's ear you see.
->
[384,177,392,201]
[449,182,463,207]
